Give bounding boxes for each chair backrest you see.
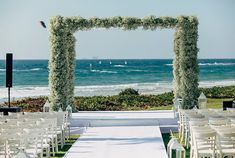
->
[191,126,214,133]
[56,112,66,127]
[209,118,229,127]
[193,130,217,157]
[4,132,22,157]
[189,120,209,127]
[216,129,235,153]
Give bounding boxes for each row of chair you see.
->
[178,109,235,158]
[0,111,70,158]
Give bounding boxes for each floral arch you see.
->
[48,16,199,110]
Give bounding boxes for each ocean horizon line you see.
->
[0,58,235,61]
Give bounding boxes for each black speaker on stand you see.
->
[0,53,20,115]
[6,53,13,107]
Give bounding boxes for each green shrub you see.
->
[200,86,235,98]
[119,88,139,96]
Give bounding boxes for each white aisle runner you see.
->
[64,126,168,158]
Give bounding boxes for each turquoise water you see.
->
[0,59,234,98]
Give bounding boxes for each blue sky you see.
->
[0,0,235,59]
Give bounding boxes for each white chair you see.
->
[23,128,44,158]
[64,112,71,140]
[173,98,182,118]
[56,112,67,148]
[193,130,217,158]
[188,119,209,149]
[209,118,229,127]
[40,118,58,156]
[178,110,184,140]
[190,126,215,158]
[216,127,235,158]
[1,131,22,158]
[182,112,204,147]
[0,134,7,158]
[44,112,64,150]
[178,109,197,142]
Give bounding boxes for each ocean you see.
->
[0,59,235,100]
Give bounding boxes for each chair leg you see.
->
[55,136,59,152]
[178,125,181,138]
[40,150,43,158]
[66,126,71,141]
[51,138,55,156]
[47,147,50,158]
[190,145,193,158]
[60,132,64,149]
[184,129,187,146]
[181,127,184,143]
[68,126,71,139]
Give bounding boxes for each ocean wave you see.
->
[113,65,126,67]
[0,82,170,100]
[0,80,235,100]
[91,69,118,73]
[165,62,235,66]
[0,68,43,72]
[199,62,235,66]
[126,69,150,73]
[30,68,43,71]
[164,64,173,66]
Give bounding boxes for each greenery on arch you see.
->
[48,15,199,110]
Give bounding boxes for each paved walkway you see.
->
[64,126,168,158]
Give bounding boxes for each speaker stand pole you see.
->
[8,87,10,108]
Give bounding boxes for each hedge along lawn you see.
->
[2,86,235,112]
[141,98,232,110]
[51,135,80,158]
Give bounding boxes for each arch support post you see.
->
[177,16,199,109]
[48,16,68,110]
[173,28,181,99]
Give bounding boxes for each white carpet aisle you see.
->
[64,126,168,158]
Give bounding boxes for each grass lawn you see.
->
[149,98,233,110]
[206,98,233,108]
[51,135,80,158]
